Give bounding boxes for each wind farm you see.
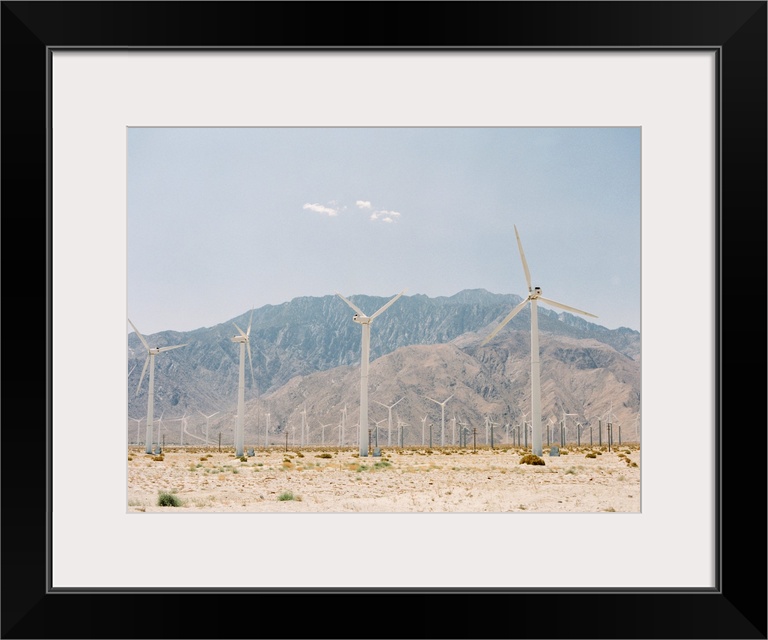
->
[127,285,641,514]
[124,127,642,514]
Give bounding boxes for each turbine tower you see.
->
[336,290,406,457]
[424,394,453,447]
[129,318,187,454]
[374,396,405,447]
[339,404,347,447]
[231,308,256,457]
[480,225,597,456]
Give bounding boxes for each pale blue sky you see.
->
[128,127,640,335]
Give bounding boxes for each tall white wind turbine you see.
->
[129,319,188,454]
[424,394,453,447]
[231,308,256,457]
[480,225,597,456]
[336,290,406,457]
[374,396,405,447]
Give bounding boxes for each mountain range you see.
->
[127,289,640,447]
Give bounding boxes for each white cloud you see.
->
[303,203,338,217]
[356,200,372,209]
[370,209,401,223]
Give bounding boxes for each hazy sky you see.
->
[127,127,640,336]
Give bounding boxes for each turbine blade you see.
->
[393,396,405,407]
[158,343,188,353]
[513,225,533,292]
[538,296,598,318]
[233,322,247,338]
[373,401,387,408]
[445,394,454,403]
[370,289,406,320]
[128,318,150,351]
[424,396,439,405]
[481,298,528,345]
[335,292,365,316]
[136,355,149,395]
[246,308,254,336]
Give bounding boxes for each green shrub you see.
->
[157,491,182,507]
[278,491,297,501]
[585,452,597,459]
[316,453,333,459]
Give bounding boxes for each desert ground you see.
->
[127,443,641,513]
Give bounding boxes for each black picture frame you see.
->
[3,2,765,638]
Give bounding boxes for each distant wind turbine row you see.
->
[129,226,597,458]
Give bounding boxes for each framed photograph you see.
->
[4,2,765,638]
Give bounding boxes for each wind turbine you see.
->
[421,415,428,446]
[395,412,408,448]
[129,416,143,446]
[547,416,556,447]
[458,418,468,447]
[424,394,453,447]
[231,308,256,457]
[264,412,270,447]
[336,289,406,457]
[374,396,405,447]
[604,402,619,448]
[489,418,498,448]
[319,422,333,446]
[373,417,388,449]
[129,319,188,455]
[480,225,597,456]
[155,411,166,452]
[338,404,347,447]
[299,404,307,447]
[198,410,220,446]
[171,412,188,446]
[561,411,577,447]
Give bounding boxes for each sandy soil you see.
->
[127,444,641,513]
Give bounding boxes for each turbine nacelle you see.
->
[530,286,542,299]
[352,313,371,325]
[231,335,249,344]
